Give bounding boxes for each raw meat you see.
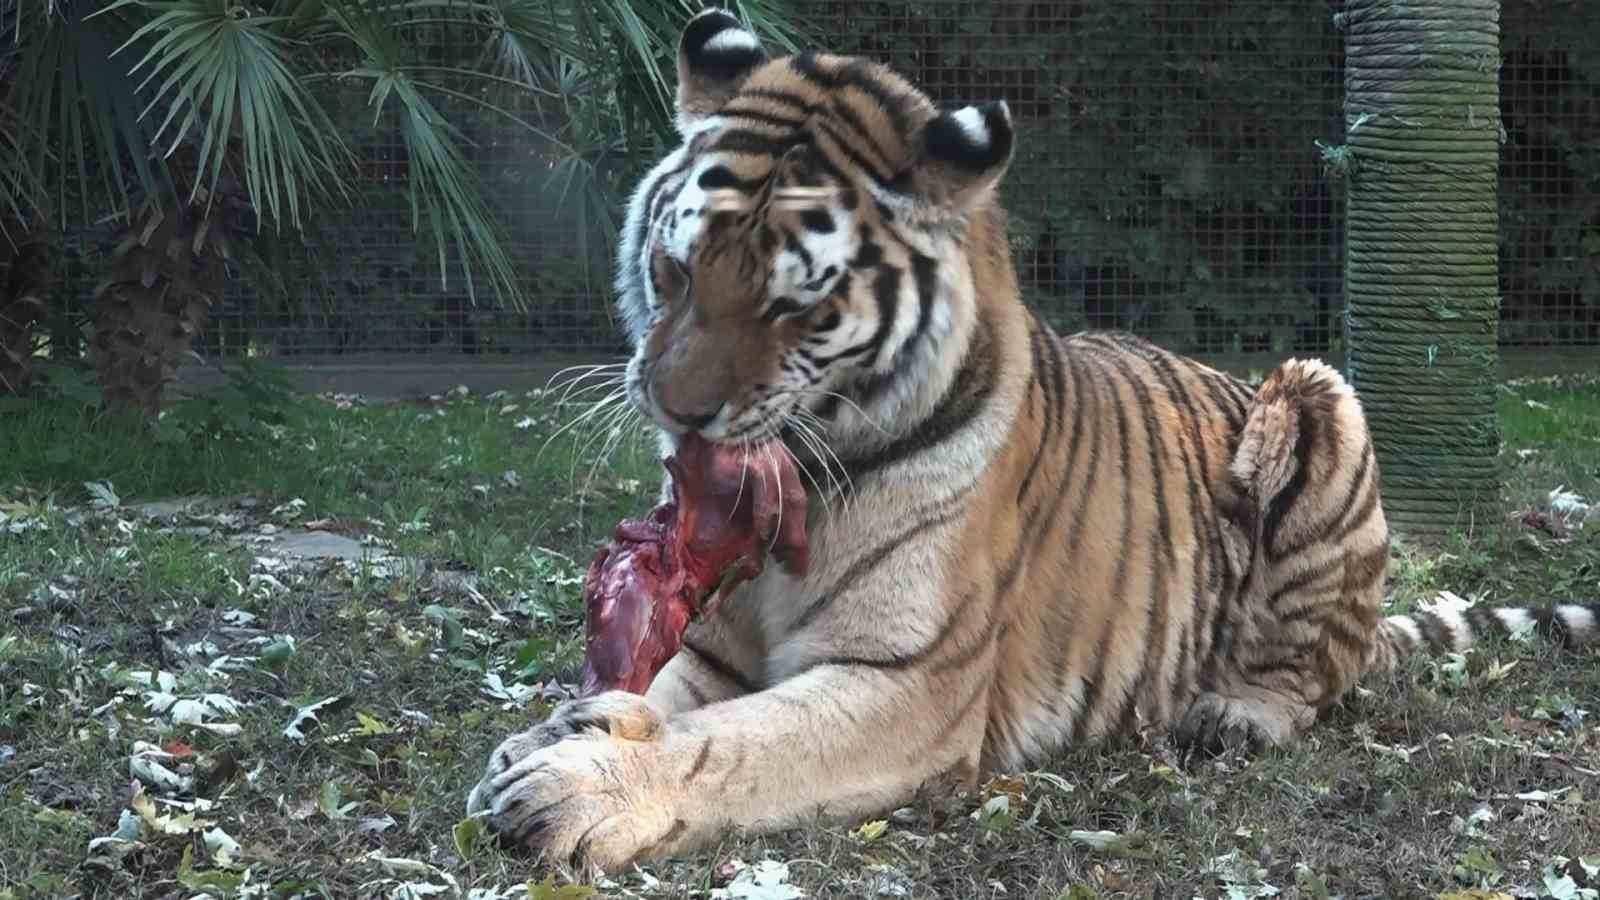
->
[578,433,809,697]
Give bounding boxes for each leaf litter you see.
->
[5,380,1597,899]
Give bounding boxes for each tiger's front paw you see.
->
[466,692,683,871]
[469,690,668,790]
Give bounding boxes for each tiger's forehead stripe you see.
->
[658,48,933,212]
[625,43,940,273]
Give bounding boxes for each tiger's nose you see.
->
[660,401,723,431]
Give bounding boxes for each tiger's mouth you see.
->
[693,416,788,448]
[634,375,801,447]
[727,393,828,449]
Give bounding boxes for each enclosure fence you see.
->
[52,1,1600,364]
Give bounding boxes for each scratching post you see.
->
[1338,0,1504,536]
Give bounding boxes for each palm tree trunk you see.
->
[0,227,51,396]
[1341,0,1503,536]
[91,200,228,419]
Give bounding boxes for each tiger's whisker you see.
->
[539,388,631,469]
[551,370,627,409]
[572,398,642,488]
[577,403,646,498]
[544,361,628,400]
[775,387,895,438]
[729,433,752,528]
[761,440,784,558]
[538,387,629,454]
[790,407,855,509]
[781,413,836,519]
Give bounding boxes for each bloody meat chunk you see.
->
[578,433,809,697]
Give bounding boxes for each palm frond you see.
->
[322,0,525,310]
[571,0,687,124]
[382,0,815,296]
[98,0,354,231]
[438,0,571,88]
[2,0,815,311]
[0,95,45,243]
[728,0,814,55]
[571,0,813,139]
[7,1,171,225]
[412,0,812,149]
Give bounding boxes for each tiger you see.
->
[466,8,1599,873]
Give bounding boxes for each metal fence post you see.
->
[1340,0,1504,536]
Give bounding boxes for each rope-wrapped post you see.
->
[1339,0,1503,536]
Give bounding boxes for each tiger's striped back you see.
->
[944,325,1376,765]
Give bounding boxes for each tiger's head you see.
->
[615,9,1016,455]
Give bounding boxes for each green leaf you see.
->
[1067,829,1155,860]
[514,636,552,676]
[83,480,120,509]
[10,2,170,223]
[318,780,341,816]
[318,779,357,819]
[1453,847,1502,886]
[850,819,889,843]
[452,816,485,860]
[526,873,597,900]
[975,793,1015,832]
[423,604,464,650]
[259,637,296,670]
[0,99,44,230]
[33,806,92,833]
[353,711,394,736]
[176,843,244,895]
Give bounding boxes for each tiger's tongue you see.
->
[663,432,810,591]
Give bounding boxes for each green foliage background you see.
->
[811,0,1598,356]
[46,0,1600,358]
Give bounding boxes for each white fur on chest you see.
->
[749,475,973,677]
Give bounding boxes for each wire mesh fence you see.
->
[47,1,1600,362]
[194,14,631,360]
[803,0,1349,360]
[1498,1,1600,347]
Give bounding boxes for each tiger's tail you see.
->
[1368,600,1598,672]
[1228,357,1597,679]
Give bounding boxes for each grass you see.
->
[1,365,1598,900]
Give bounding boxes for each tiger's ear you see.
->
[675,8,767,134]
[899,101,1015,213]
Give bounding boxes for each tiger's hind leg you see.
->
[1176,534,1389,756]
[1177,359,1389,757]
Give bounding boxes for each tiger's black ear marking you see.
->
[925,102,1014,173]
[676,8,767,133]
[897,100,1015,213]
